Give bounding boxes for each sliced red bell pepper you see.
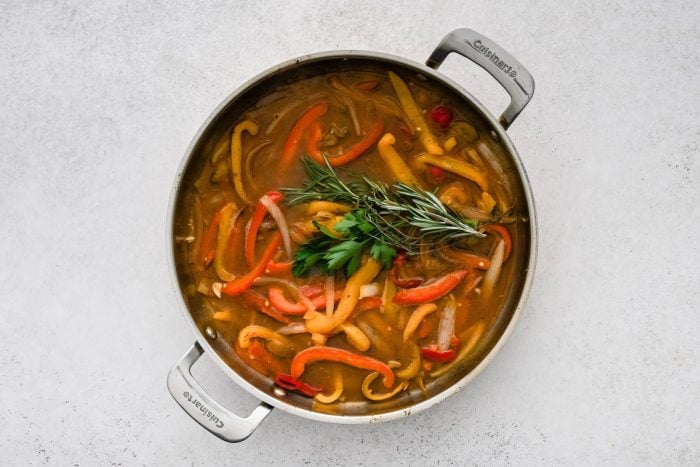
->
[481,224,512,261]
[266,261,293,275]
[304,121,324,161]
[245,191,284,267]
[389,251,423,288]
[240,290,291,325]
[249,340,287,376]
[279,102,329,172]
[268,286,307,315]
[421,346,456,363]
[223,231,282,297]
[308,119,384,167]
[198,206,224,268]
[300,283,325,299]
[392,270,468,305]
[291,346,395,388]
[274,374,324,397]
[443,249,491,270]
[234,341,271,376]
[356,296,383,313]
[310,291,343,310]
[417,318,435,339]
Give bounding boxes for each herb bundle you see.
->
[283,157,484,276]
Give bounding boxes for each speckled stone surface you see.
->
[1,1,698,465]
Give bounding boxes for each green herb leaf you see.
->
[324,239,366,276]
[370,240,397,268]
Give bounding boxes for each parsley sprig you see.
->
[293,210,396,277]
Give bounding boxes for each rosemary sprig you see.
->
[282,157,484,258]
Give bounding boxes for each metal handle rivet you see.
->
[205,326,217,339]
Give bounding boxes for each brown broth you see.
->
[177,69,525,409]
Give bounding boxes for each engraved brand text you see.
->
[183,391,224,428]
[471,40,517,78]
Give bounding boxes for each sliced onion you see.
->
[276,323,309,335]
[259,220,276,231]
[244,140,272,194]
[359,283,380,299]
[325,275,335,317]
[341,95,361,136]
[482,239,505,298]
[437,296,457,351]
[259,194,292,260]
[265,101,300,135]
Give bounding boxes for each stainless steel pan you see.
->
[166,28,536,442]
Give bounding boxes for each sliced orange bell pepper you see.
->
[290,346,395,388]
[268,287,308,315]
[198,206,224,268]
[222,231,282,296]
[245,191,284,267]
[279,102,329,172]
[308,119,384,167]
[393,270,468,305]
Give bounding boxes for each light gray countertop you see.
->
[1,1,698,465]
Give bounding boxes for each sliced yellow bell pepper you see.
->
[306,201,352,215]
[388,71,443,155]
[230,120,259,203]
[377,133,422,187]
[361,372,409,401]
[304,258,382,334]
[237,325,293,353]
[214,202,237,281]
[395,343,421,380]
[415,153,489,192]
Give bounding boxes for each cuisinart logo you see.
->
[183,391,224,428]
[471,40,518,78]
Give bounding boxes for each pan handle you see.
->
[167,342,273,442]
[426,28,534,129]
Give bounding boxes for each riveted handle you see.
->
[426,28,535,129]
[167,343,273,442]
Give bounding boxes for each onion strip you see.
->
[325,275,335,316]
[276,323,309,335]
[436,296,457,351]
[482,239,505,298]
[340,94,360,136]
[243,140,272,194]
[359,283,380,299]
[265,101,300,135]
[259,194,292,260]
